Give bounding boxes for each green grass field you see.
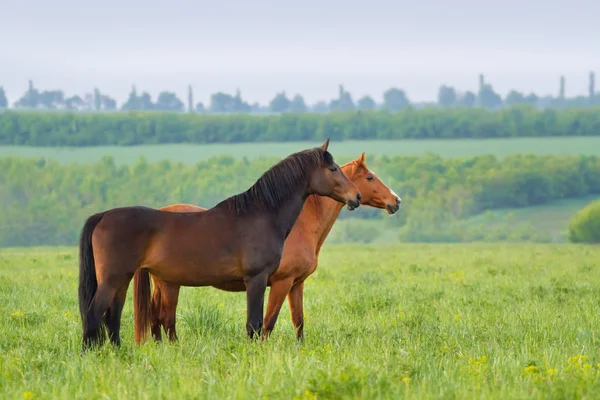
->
[327,195,600,245]
[1,244,599,399]
[464,196,600,242]
[2,136,600,164]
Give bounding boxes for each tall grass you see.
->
[1,244,599,399]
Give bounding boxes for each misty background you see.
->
[1,0,599,106]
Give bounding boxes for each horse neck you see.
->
[271,191,309,238]
[300,194,346,253]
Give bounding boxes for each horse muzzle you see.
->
[347,195,361,211]
[386,197,401,214]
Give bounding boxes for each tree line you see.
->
[1,105,600,146]
[0,72,599,114]
[1,153,599,246]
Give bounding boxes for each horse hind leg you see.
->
[150,284,163,341]
[159,284,181,342]
[104,276,133,347]
[83,282,118,349]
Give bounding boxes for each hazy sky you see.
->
[1,0,598,106]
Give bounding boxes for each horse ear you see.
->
[320,138,330,152]
[357,152,366,165]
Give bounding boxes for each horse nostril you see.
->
[356,193,362,203]
[396,197,401,205]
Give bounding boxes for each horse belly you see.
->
[145,251,242,287]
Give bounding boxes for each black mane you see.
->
[220,147,333,214]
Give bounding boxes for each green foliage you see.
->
[1,244,600,398]
[5,136,600,166]
[568,200,600,243]
[2,105,600,146]
[1,153,600,246]
[328,219,383,244]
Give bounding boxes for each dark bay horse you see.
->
[133,152,401,343]
[78,140,361,349]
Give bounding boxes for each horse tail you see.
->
[133,268,154,344]
[78,212,105,345]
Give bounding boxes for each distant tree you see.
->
[329,85,355,111]
[14,80,39,108]
[0,86,7,108]
[38,90,65,109]
[383,87,410,111]
[477,84,502,109]
[121,86,140,111]
[438,85,457,107]
[188,85,194,113]
[137,92,154,110]
[209,92,234,112]
[155,91,185,112]
[80,93,95,110]
[64,95,85,110]
[589,72,596,100]
[312,101,329,113]
[195,102,205,112]
[251,102,264,112]
[505,90,526,105]
[100,94,117,110]
[232,89,252,112]
[506,91,538,107]
[456,91,476,107]
[559,75,566,99]
[524,93,539,105]
[357,95,376,110]
[270,91,291,112]
[208,90,251,113]
[289,94,307,112]
[94,88,101,111]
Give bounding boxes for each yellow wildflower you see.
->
[568,354,587,364]
[401,377,412,383]
[524,365,538,374]
[546,368,557,376]
[11,311,25,318]
[22,392,36,399]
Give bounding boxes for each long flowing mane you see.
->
[220,147,333,214]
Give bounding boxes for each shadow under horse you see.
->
[133,152,401,343]
[78,139,361,349]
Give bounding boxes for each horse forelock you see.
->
[224,148,327,214]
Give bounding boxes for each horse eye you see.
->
[329,167,337,172]
[366,176,374,181]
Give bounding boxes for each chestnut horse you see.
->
[133,152,400,343]
[78,140,361,349]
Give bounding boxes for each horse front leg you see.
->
[263,277,294,339]
[244,271,269,340]
[288,281,305,341]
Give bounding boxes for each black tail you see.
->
[78,212,105,347]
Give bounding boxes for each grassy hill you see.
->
[328,195,600,244]
[461,196,600,243]
[2,136,600,165]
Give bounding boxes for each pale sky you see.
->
[1,0,598,106]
